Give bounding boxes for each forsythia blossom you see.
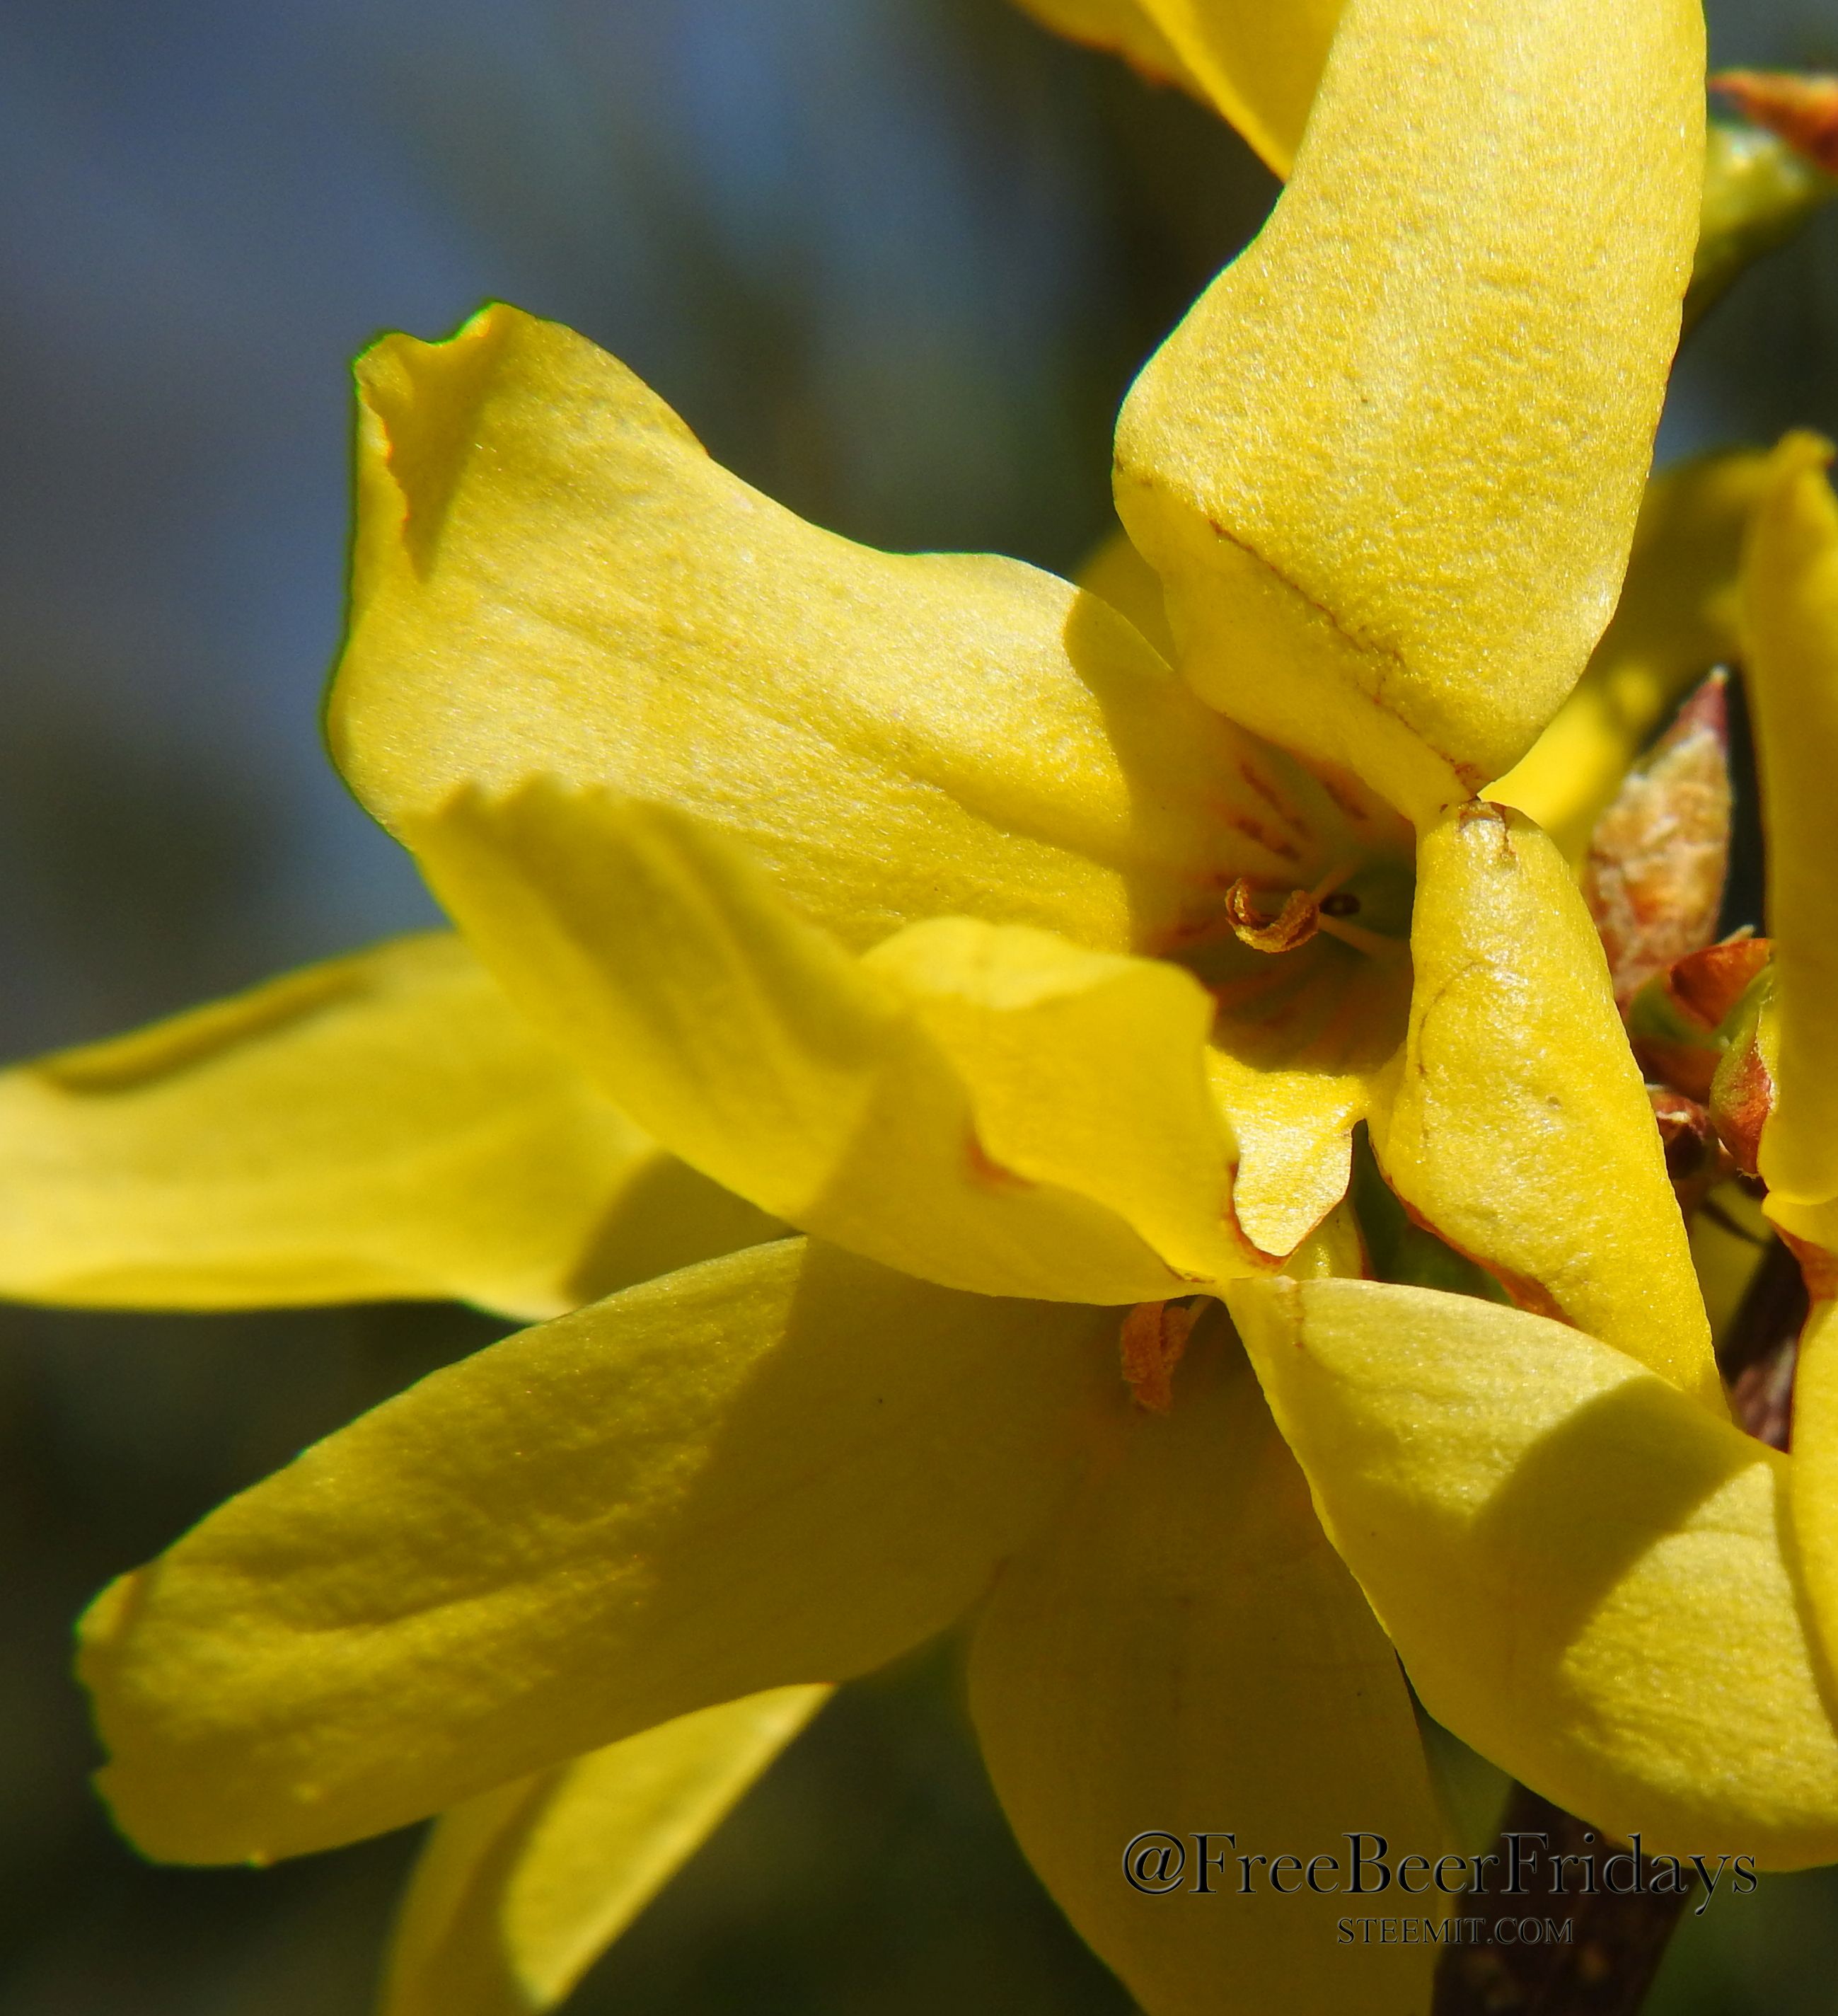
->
[8,2,1838,2014]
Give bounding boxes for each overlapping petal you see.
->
[1115,0,1703,819]
[1007,0,1203,100]
[1492,451,1767,859]
[382,1687,828,2016]
[1076,524,1172,659]
[1738,435,1838,1690]
[1008,0,1340,179]
[1788,1293,1838,1672]
[1231,1278,1838,1868]
[1206,961,1408,1260]
[1740,432,1838,1209]
[969,1314,1439,2016]
[330,304,1304,963]
[0,935,773,1320]
[1368,805,1718,1402]
[862,915,1252,1280]
[1689,1182,1775,1349]
[79,1238,1123,1863]
[408,781,1254,1301]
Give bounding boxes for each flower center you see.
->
[1149,749,1419,1260]
[1223,864,1404,959]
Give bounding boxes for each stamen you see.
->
[1225,879,1320,953]
[1223,862,1367,956]
[1120,1299,1201,1412]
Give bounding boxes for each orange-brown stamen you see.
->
[1223,863,1370,956]
[1121,1299,1201,1412]
[1225,880,1320,953]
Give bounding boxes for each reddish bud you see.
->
[1626,933,1772,1102]
[1708,981,1778,1177]
[1667,933,1773,1029]
[1584,672,1733,1005]
[1713,71,1838,175]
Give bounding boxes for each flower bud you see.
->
[1708,971,1780,1178]
[1625,935,1772,1102]
[1583,671,1731,1003]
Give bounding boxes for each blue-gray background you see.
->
[1,2,1835,2010]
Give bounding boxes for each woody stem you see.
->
[1431,1784,1697,2015]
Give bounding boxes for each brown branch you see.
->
[1433,1786,1696,2015]
[1717,1231,1807,1451]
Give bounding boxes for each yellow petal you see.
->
[1010,0,1341,179]
[1152,727,1418,1257]
[862,916,1251,1283]
[1231,1277,1838,1868]
[1075,524,1172,660]
[969,1313,1439,2016]
[1206,934,1410,1257]
[1740,432,1838,1208]
[1788,1294,1838,1673]
[80,1238,1124,1864]
[409,782,1247,1301]
[1769,1190,1838,1260]
[1115,0,1704,820]
[1007,0,1206,100]
[381,1686,827,2016]
[1370,804,1718,1405]
[1690,1181,1774,1349]
[330,302,1281,962]
[1491,450,1769,860]
[0,934,773,1322]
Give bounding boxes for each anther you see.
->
[1224,879,1321,954]
[1121,1300,1201,1411]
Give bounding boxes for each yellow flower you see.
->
[1728,432,1838,1696]
[11,2,1838,2013]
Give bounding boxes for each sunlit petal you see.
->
[1116,0,1702,818]
[863,915,1252,1282]
[381,1688,827,2016]
[80,1238,1123,1863]
[1740,432,1838,1208]
[1492,451,1767,859]
[330,303,1292,962]
[0,935,773,1321]
[410,782,1253,1301]
[1231,1278,1838,1868]
[1076,524,1172,659]
[1788,1294,1838,1673]
[1370,805,1718,1405]
[1008,0,1205,98]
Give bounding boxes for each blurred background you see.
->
[3,1,1838,2010]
